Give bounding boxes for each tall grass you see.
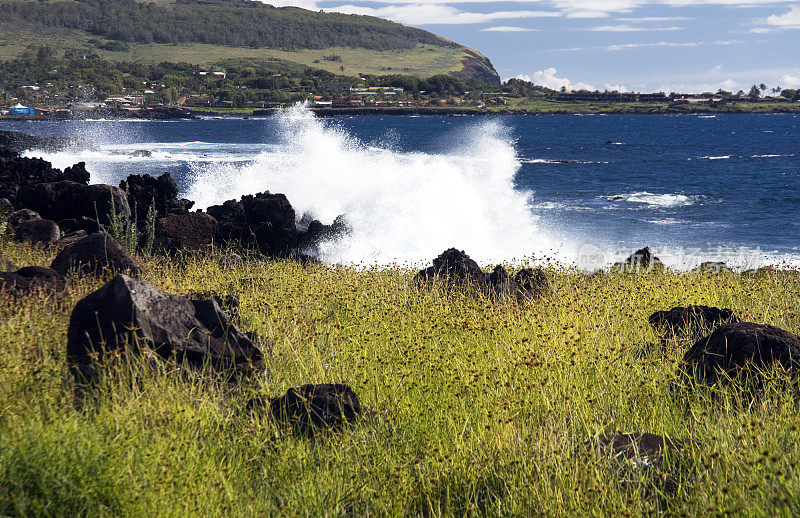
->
[1,238,799,516]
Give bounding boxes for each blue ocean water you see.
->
[2,109,798,268]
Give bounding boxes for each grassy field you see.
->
[2,235,800,515]
[0,23,467,78]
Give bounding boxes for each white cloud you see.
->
[330,4,560,24]
[587,24,682,31]
[764,5,800,28]
[604,84,629,92]
[616,16,691,21]
[515,68,595,91]
[562,39,741,51]
[782,74,800,87]
[481,26,537,31]
[709,64,723,73]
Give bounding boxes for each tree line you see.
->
[2,0,454,51]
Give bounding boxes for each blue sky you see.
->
[269,0,800,93]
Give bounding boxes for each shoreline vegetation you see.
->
[2,101,800,121]
[2,129,800,514]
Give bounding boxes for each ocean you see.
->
[2,104,799,269]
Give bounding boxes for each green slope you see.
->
[0,0,500,83]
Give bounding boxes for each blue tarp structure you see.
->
[10,104,35,116]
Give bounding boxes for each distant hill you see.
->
[0,0,500,83]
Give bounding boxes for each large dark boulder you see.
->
[613,247,662,272]
[683,322,800,385]
[16,181,130,233]
[208,191,297,256]
[13,218,61,245]
[153,212,217,253]
[67,274,264,381]
[0,266,66,296]
[119,173,194,221]
[51,232,142,276]
[0,155,89,201]
[649,305,741,341]
[266,384,362,435]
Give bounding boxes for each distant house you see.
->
[673,97,727,106]
[10,103,35,116]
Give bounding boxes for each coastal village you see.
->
[2,69,798,118]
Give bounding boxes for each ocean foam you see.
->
[185,103,561,266]
[607,191,696,208]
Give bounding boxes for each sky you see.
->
[265,0,800,93]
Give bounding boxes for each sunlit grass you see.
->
[2,238,800,515]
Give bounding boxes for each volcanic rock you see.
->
[16,181,130,233]
[0,198,12,216]
[7,209,41,228]
[515,267,550,298]
[153,212,217,253]
[613,247,662,272]
[13,218,61,245]
[266,384,362,435]
[414,248,487,289]
[51,232,142,276]
[649,305,740,341]
[119,173,194,221]
[683,322,800,385]
[597,432,687,461]
[66,274,264,381]
[0,253,17,271]
[0,154,89,201]
[0,266,66,296]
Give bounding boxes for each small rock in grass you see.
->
[253,384,362,436]
[13,218,61,245]
[0,197,12,216]
[0,266,66,296]
[50,232,143,276]
[596,432,688,462]
[0,253,18,272]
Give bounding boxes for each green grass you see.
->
[2,236,800,515]
[0,23,468,78]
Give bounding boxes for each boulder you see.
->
[153,212,217,253]
[266,384,362,435]
[596,432,687,461]
[414,248,487,290]
[56,230,88,248]
[415,249,548,301]
[66,274,264,381]
[13,218,61,245]
[7,209,41,228]
[0,253,17,271]
[119,173,194,221]
[613,247,662,272]
[694,261,731,274]
[649,305,740,341]
[515,267,550,298]
[0,266,66,296]
[0,130,82,155]
[51,232,142,276]
[16,181,130,233]
[0,153,89,201]
[208,191,298,256]
[683,322,800,385]
[0,197,12,216]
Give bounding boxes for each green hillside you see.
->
[0,0,500,83]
